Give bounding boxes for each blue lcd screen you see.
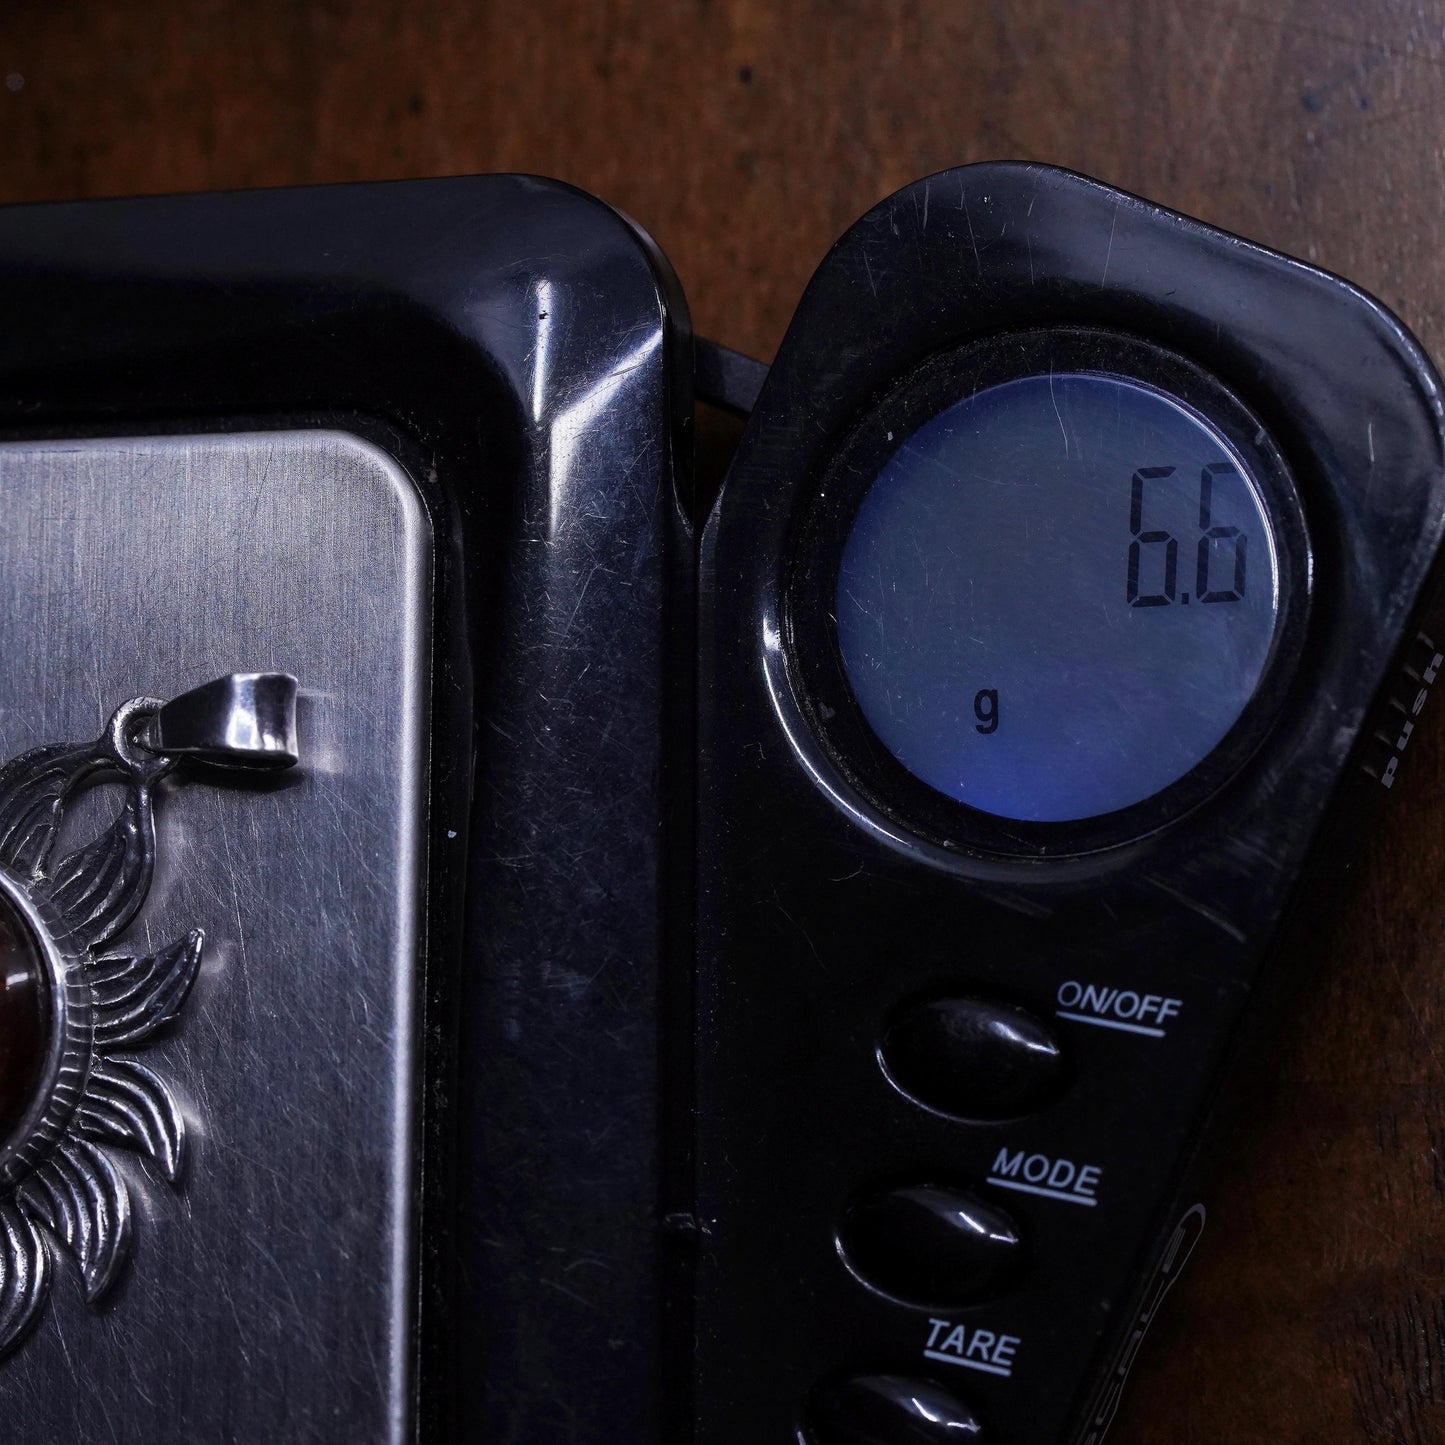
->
[835,372,1282,823]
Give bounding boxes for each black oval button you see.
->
[880,997,1065,1120]
[838,1183,1022,1305]
[807,1373,985,1444]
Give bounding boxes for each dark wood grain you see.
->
[5,2,1445,1439]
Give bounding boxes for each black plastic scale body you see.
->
[0,176,693,1445]
[695,162,1445,1443]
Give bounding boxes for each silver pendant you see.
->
[0,673,298,1358]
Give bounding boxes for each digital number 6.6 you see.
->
[1126,463,1248,608]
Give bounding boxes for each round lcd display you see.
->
[833,369,1286,824]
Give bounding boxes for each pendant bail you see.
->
[148,673,299,770]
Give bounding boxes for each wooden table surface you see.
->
[6,2,1445,1440]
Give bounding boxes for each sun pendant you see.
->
[0,674,297,1358]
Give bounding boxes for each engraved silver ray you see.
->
[0,678,299,1355]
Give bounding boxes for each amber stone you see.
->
[0,892,48,1151]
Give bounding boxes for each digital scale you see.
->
[0,162,1440,1444]
[696,163,1445,1443]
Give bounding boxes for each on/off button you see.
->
[879,997,1066,1121]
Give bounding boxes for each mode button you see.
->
[838,1182,1023,1305]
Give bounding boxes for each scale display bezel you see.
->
[785,328,1313,857]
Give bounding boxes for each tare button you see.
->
[986,1146,1102,1207]
[807,1373,985,1443]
